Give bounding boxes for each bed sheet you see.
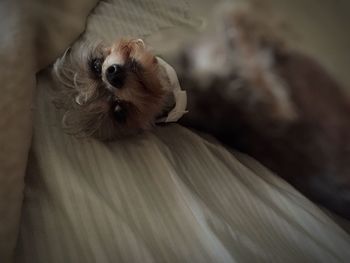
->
[15,0,350,262]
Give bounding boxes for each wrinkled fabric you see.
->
[0,0,98,261]
[14,0,350,263]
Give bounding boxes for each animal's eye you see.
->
[128,59,142,73]
[112,101,127,123]
[90,58,103,77]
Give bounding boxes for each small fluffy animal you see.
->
[175,7,350,219]
[53,38,187,140]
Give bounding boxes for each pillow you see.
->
[0,0,97,261]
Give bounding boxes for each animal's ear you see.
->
[134,39,145,47]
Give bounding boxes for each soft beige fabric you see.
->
[0,1,35,260]
[17,73,350,262]
[0,0,97,262]
[15,0,350,262]
[267,0,350,89]
[32,0,99,69]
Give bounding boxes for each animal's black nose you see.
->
[106,64,126,88]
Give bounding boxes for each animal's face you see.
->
[53,39,167,140]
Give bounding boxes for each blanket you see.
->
[1,0,350,262]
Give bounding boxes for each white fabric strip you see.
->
[156,56,188,123]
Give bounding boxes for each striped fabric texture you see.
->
[16,0,350,262]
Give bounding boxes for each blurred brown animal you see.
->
[176,7,350,219]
